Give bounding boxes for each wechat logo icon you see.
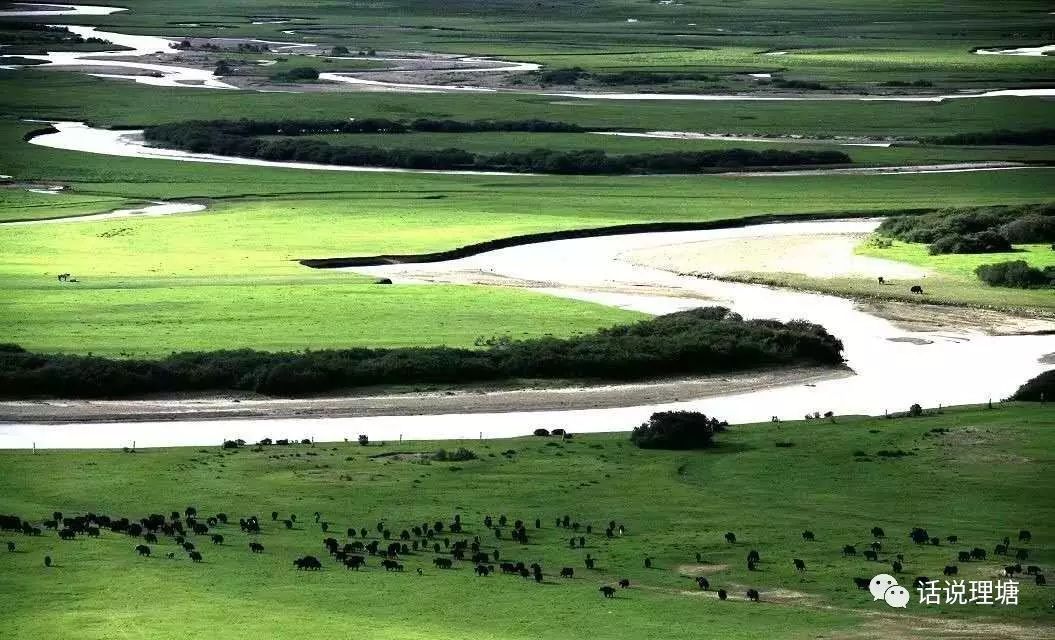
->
[870,574,909,608]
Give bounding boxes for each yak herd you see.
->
[1,511,1048,604]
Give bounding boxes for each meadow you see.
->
[0,404,1051,640]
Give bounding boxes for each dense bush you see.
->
[974,260,1055,288]
[0,307,843,399]
[630,411,728,449]
[270,66,319,82]
[878,203,1055,254]
[432,447,477,461]
[925,128,1055,146]
[142,120,849,174]
[1009,370,1055,401]
[928,230,1011,255]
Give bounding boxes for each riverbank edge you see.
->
[0,364,851,424]
[298,209,930,268]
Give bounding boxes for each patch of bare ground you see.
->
[852,613,1055,640]
[856,299,1055,335]
[675,563,729,575]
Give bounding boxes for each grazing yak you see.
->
[344,556,366,570]
[382,559,403,572]
[1005,564,1022,577]
[135,544,151,557]
[853,577,871,590]
[724,532,737,544]
[433,558,453,569]
[943,565,958,576]
[599,586,616,598]
[842,545,857,557]
[249,542,264,553]
[294,556,322,570]
[560,567,575,578]
[971,548,987,561]
[746,589,760,602]
[619,579,630,589]
[958,551,971,563]
[717,589,728,601]
[475,564,491,576]
[143,533,157,544]
[793,559,806,571]
[6,542,13,552]
[801,530,815,542]
[747,550,760,563]
[864,550,878,562]
[59,529,76,541]
[696,577,710,590]
[910,285,924,294]
[211,534,224,545]
[1019,530,1031,543]
[892,560,903,573]
[913,577,932,589]
[871,527,885,539]
[995,544,1008,555]
[44,555,52,567]
[189,551,203,563]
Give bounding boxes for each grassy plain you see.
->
[0,404,1051,640]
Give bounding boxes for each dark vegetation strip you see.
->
[0,308,844,399]
[299,210,930,268]
[141,120,851,175]
[923,128,1055,146]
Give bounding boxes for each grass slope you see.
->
[0,404,1051,639]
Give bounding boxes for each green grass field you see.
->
[3,113,1055,355]
[0,404,1051,640]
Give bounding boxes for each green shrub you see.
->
[630,411,727,450]
[432,447,476,461]
[928,230,1012,255]
[1009,370,1055,401]
[975,260,1054,288]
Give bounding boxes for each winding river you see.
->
[0,4,1052,448]
[1,219,1051,448]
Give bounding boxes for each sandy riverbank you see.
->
[0,366,849,424]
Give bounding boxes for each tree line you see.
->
[0,308,844,398]
[923,128,1055,146]
[142,120,850,174]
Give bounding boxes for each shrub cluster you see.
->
[974,260,1055,288]
[0,308,843,399]
[877,203,1055,255]
[270,66,319,82]
[630,411,728,450]
[1009,370,1055,401]
[432,447,477,462]
[142,120,849,174]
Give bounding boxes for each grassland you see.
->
[3,114,1055,354]
[0,404,1051,640]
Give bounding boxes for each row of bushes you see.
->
[145,118,591,139]
[924,128,1055,146]
[877,203,1055,255]
[0,308,844,399]
[142,122,849,174]
[975,260,1055,288]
